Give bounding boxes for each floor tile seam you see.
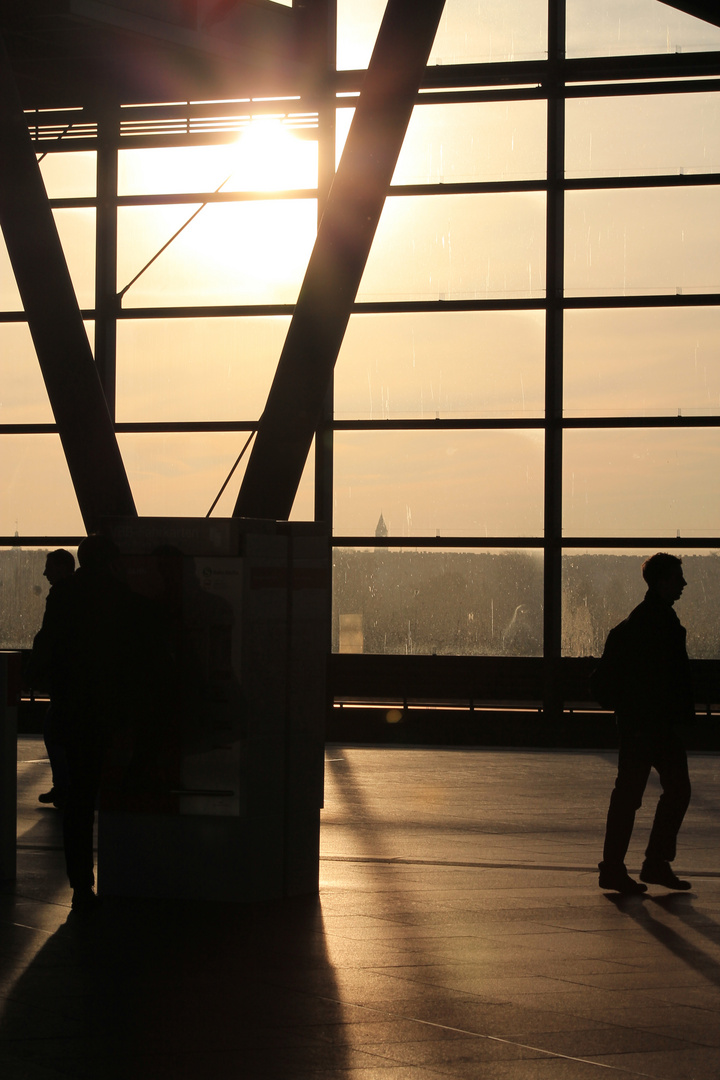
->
[320,856,720,879]
[534,998,720,1043]
[289,991,667,1078]
[3,921,55,939]
[355,967,608,999]
[638,987,720,1007]
[16,844,65,852]
[528,973,720,998]
[1,891,70,913]
[254,978,668,1066]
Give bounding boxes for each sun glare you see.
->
[226,119,317,192]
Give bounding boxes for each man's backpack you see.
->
[589,619,630,710]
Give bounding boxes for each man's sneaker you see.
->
[598,862,647,894]
[640,860,691,891]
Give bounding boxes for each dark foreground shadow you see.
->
[605,889,720,989]
[0,895,347,1080]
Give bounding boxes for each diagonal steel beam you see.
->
[658,0,720,28]
[0,35,136,530]
[234,0,446,521]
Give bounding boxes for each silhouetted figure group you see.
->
[595,553,694,894]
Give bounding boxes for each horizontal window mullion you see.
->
[331,536,720,550]
[564,78,720,100]
[0,536,85,547]
[114,421,256,434]
[43,177,720,210]
[114,304,296,318]
[562,416,720,429]
[116,189,318,207]
[560,537,720,549]
[331,536,544,549]
[564,174,720,192]
[332,419,544,431]
[562,294,720,309]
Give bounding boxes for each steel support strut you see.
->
[234,0,446,520]
[0,37,136,530]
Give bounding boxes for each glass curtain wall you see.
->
[2,0,720,681]
[333,0,720,664]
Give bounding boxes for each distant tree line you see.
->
[333,550,543,656]
[0,548,50,650]
[2,547,718,660]
[334,550,720,659]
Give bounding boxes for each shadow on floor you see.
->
[605,890,720,989]
[0,893,348,1080]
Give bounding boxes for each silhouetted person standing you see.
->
[40,535,137,911]
[30,548,76,808]
[597,553,694,895]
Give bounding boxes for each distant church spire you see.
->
[375,512,388,539]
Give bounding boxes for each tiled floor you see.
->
[2,739,720,1078]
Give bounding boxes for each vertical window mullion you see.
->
[316,3,338,525]
[94,102,119,420]
[544,0,566,709]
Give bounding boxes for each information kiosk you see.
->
[96,517,329,902]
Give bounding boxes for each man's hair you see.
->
[46,548,75,575]
[642,552,683,588]
[77,534,120,570]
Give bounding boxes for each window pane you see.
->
[119,135,317,197]
[0,321,95,424]
[38,151,96,198]
[429,0,548,65]
[337,0,548,69]
[335,311,545,420]
[54,208,96,309]
[566,93,720,180]
[393,101,546,185]
[358,193,546,302]
[117,200,317,307]
[0,324,55,423]
[120,145,240,196]
[565,187,720,297]
[119,432,314,520]
[0,232,23,310]
[562,549,720,659]
[567,0,720,58]
[334,430,544,538]
[0,435,84,536]
[563,429,720,538]
[0,546,78,651]
[564,307,720,418]
[1,210,95,311]
[333,547,543,656]
[116,316,290,422]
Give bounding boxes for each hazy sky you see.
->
[1,0,720,539]
[337,0,720,68]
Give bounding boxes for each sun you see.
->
[226,118,317,192]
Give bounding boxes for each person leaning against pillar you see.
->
[594,552,695,895]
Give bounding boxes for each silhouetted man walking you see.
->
[597,553,694,895]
